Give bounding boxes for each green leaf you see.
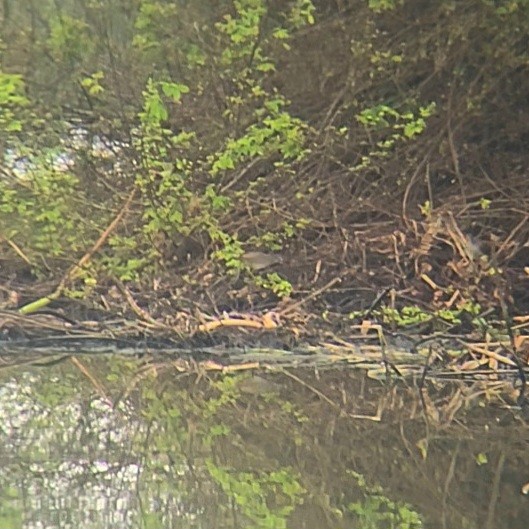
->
[160,81,190,102]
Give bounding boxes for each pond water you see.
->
[0,353,528,529]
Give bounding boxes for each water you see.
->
[0,353,527,529]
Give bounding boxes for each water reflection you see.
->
[0,354,527,529]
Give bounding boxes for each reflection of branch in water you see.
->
[278,368,383,421]
[0,353,70,370]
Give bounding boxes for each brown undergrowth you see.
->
[1,1,529,386]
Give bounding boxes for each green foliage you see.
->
[63,275,98,300]
[0,148,88,265]
[0,0,318,297]
[211,235,245,273]
[353,101,436,170]
[210,95,309,175]
[0,73,28,106]
[217,0,267,62]
[80,71,105,96]
[0,0,461,304]
[254,273,293,298]
[350,302,482,329]
[131,2,312,294]
[48,15,93,64]
[479,197,492,209]
[204,376,242,418]
[133,0,179,52]
[34,372,84,408]
[357,102,435,151]
[216,0,314,69]
[485,0,529,15]
[0,486,22,529]
[347,471,422,529]
[0,72,29,131]
[132,0,210,74]
[368,0,402,12]
[206,461,305,529]
[378,306,432,327]
[475,452,488,465]
[139,78,189,127]
[134,78,197,260]
[99,235,149,281]
[289,0,316,26]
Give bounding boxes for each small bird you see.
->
[242,251,283,271]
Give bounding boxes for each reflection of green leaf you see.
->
[346,471,422,529]
[206,461,305,529]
